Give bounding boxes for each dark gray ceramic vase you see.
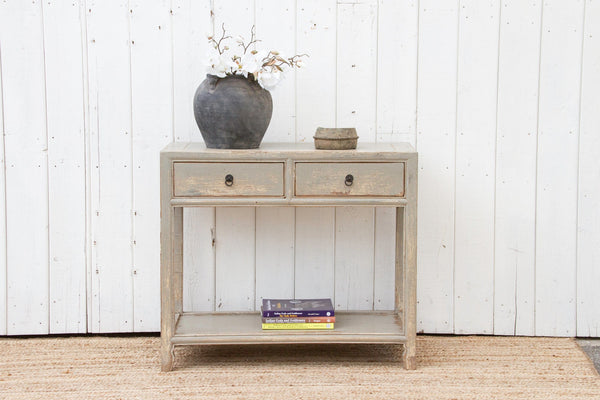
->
[193,74,273,149]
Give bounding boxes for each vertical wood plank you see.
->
[296,0,336,142]
[213,0,254,42]
[336,2,378,311]
[0,0,49,335]
[255,207,295,308]
[0,39,6,335]
[535,0,584,337]
[256,0,296,144]
[87,0,134,333]
[254,1,296,308]
[42,0,87,334]
[295,1,337,306]
[494,0,541,336]
[374,0,404,310]
[415,0,458,334]
[130,0,173,332]
[337,1,378,142]
[376,0,419,146]
[453,0,499,335]
[335,207,375,311]
[374,207,395,310]
[171,0,216,313]
[215,207,255,311]
[295,208,335,299]
[211,0,256,312]
[172,0,212,142]
[183,208,215,312]
[576,0,600,338]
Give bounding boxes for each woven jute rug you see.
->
[0,335,598,399]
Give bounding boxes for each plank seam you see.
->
[253,207,256,311]
[374,0,379,143]
[335,2,338,128]
[80,0,92,335]
[574,0,588,336]
[372,207,376,310]
[212,207,216,312]
[533,0,545,336]
[293,207,296,300]
[40,0,51,334]
[170,0,175,143]
[492,0,503,336]
[333,208,337,307]
[0,40,7,335]
[452,0,461,334]
[210,2,216,313]
[294,0,298,143]
[128,0,135,332]
[414,0,420,148]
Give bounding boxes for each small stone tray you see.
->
[313,127,359,150]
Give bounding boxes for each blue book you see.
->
[261,298,334,318]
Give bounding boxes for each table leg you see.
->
[161,205,183,371]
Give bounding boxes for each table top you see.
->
[160,142,417,160]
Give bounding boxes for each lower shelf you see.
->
[171,311,405,345]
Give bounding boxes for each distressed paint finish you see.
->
[255,207,295,307]
[295,207,336,299]
[334,207,375,311]
[376,0,419,145]
[130,0,173,332]
[182,208,215,312]
[535,0,584,337]
[160,143,418,370]
[87,0,134,333]
[0,0,49,335]
[295,0,336,142]
[173,162,284,197]
[43,0,87,334]
[0,0,599,338]
[295,162,405,197]
[415,0,458,334]
[0,25,6,336]
[453,0,499,336]
[494,0,540,336]
[577,0,600,338]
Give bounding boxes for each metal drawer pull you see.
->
[225,174,234,186]
[345,174,354,186]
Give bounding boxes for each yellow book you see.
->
[261,322,334,330]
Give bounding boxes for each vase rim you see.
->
[206,73,259,82]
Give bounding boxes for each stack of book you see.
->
[261,298,335,330]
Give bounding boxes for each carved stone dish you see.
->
[313,127,358,150]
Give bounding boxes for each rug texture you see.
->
[0,335,598,399]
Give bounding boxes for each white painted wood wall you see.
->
[0,0,598,337]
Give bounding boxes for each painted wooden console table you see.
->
[160,142,417,371]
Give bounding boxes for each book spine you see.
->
[262,317,335,323]
[261,310,335,318]
[262,323,334,330]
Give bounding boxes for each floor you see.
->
[1,335,599,399]
[577,338,600,374]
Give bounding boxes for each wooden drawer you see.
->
[295,162,405,197]
[173,162,284,197]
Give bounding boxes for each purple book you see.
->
[261,298,335,317]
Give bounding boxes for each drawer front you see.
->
[173,162,284,197]
[295,162,405,197]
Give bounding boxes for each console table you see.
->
[160,142,417,371]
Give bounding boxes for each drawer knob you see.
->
[225,174,234,186]
[345,174,354,186]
